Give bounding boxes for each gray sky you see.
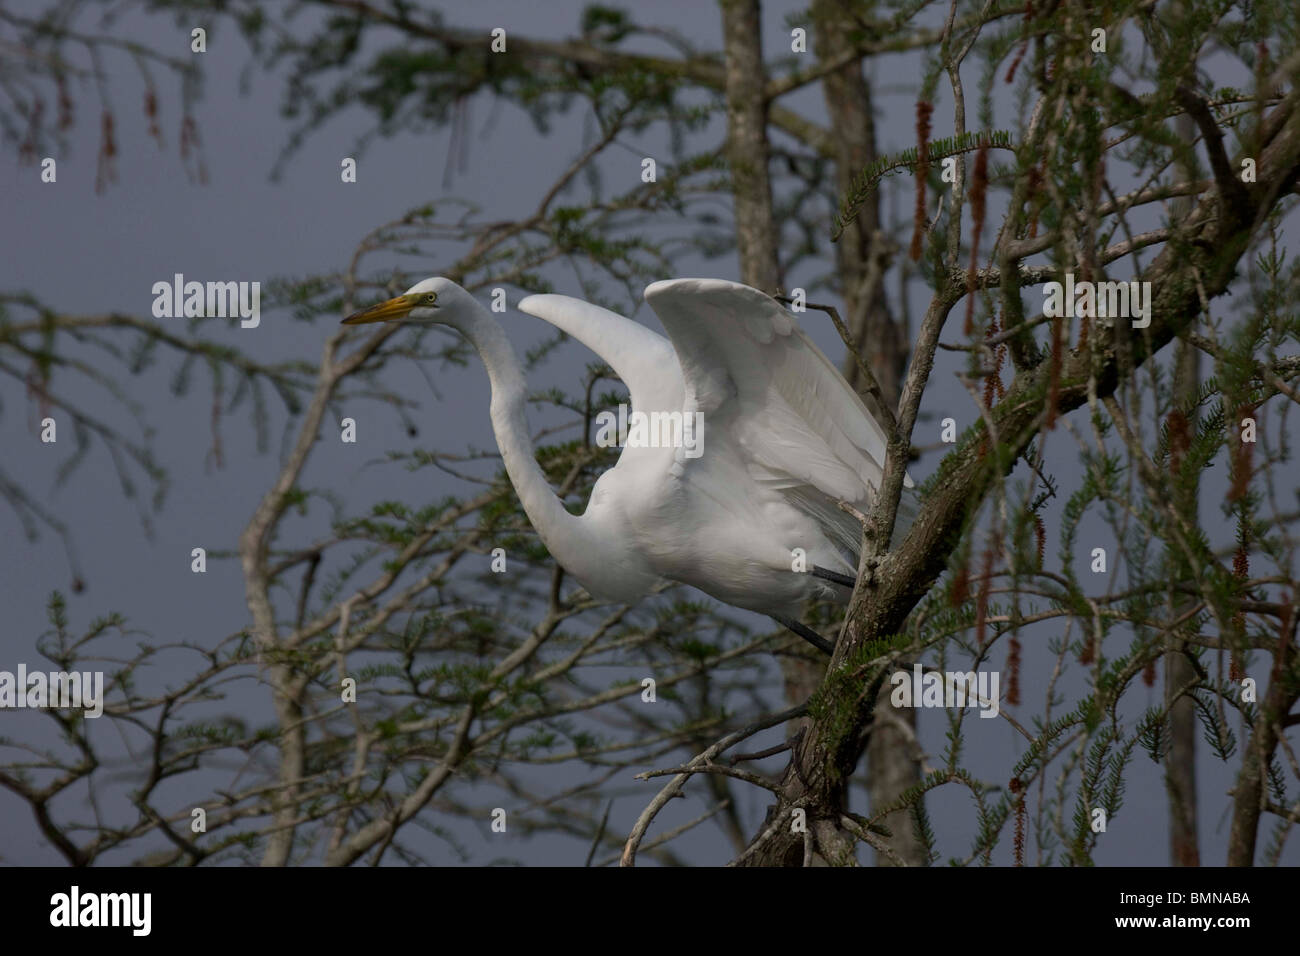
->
[2,0,1294,866]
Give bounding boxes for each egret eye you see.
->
[423,293,438,304]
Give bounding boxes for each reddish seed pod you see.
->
[1006,636,1021,705]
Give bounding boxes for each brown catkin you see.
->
[1078,636,1095,666]
[975,544,994,647]
[26,361,51,424]
[1006,636,1022,705]
[1232,520,1249,649]
[1004,0,1036,84]
[57,75,73,131]
[951,562,970,607]
[1229,404,1254,502]
[1142,658,1156,687]
[1010,777,1026,866]
[145,89,162,145]
[1014,799,1026,866]
[910,101,934,261]
[181,113,197,160]
[19,98,42,164]
[102,111,116,159]
[96,110,117,194]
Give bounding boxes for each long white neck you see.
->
[454,302,631,594]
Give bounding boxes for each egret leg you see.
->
[771,614,835,655]
[810,565,857,589]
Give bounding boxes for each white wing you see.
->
[516,293,681,414]
[643,278,913,557]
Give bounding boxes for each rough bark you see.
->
[1227,640,1299,865]
[813,0,907,405]
[721,0,781,289]
[812,0,922,868]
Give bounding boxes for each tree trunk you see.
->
[719,0,828,860]
[1165,113,1201,861]
[721,0,780,289]
[1166,335,1200,867]
[813,0,923,868]
[1227,645,1299,865]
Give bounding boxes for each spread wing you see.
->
[643,278,914,556]
[516,293,681,414]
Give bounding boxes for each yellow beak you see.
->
[341,293,422,325]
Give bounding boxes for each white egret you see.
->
[343,277,915,653]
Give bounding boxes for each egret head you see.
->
[341,276,475,328]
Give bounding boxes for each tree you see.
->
[2,0,1298,867]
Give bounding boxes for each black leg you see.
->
[771,614,835,655]
[810,565,856,589]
